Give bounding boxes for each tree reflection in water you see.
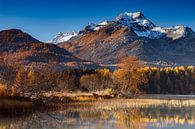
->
[1,105,195,129]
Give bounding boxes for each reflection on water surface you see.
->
[1,99,195,129]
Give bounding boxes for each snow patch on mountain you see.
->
[87,21,110,31]
[152,27,166,33]
[99,21,109,26]
[165,26,186,39]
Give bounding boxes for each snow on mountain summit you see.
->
[48,32,78,44]
[116,12,155,29]
[49,12,192,43]
[115,12,189,39]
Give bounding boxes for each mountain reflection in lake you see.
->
[1,100,195,129]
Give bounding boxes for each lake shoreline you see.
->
[0,91,117,114]
[2,94,195,114]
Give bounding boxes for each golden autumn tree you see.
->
[12,67,28,96]
[27,69,44,92]
[113,56,147,94]
[97,68,111,89]
[80,74,101,91]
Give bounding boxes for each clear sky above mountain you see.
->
[0,0,194,41]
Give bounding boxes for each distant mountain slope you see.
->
[0,29,41,44]
[0,29,98,69]
[59,12,195,67]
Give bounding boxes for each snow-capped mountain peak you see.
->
[116,12,155,30]
[115,12,189,40]
[48,32,78,44]
[49,12,193,43]
[116,12,146,21]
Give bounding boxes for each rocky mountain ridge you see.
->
[58,12,195,67]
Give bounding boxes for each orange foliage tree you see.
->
[113,56,147,94]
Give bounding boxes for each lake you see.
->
[1,95,195,129]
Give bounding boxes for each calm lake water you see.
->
[1,96,195,129]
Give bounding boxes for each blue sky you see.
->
[0,0,194,41]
